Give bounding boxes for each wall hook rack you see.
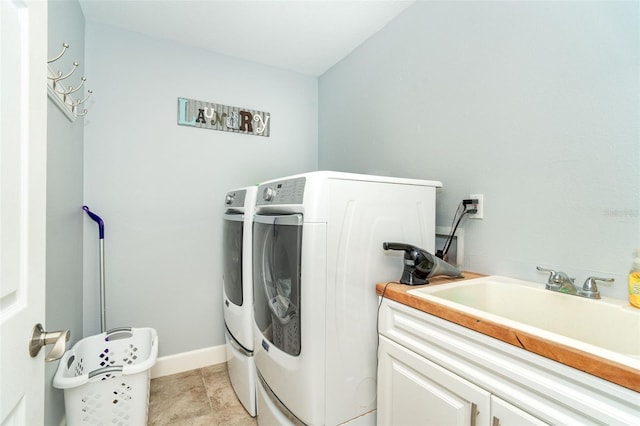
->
[54,76,85,102]
[47,42,93,121]
[48,42,69,64]
[70,90,92,113]
[49,61,78,88]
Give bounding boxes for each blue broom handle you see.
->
[83,205,106,332]
[82,206,104,239]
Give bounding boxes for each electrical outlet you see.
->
[469,194,484,219]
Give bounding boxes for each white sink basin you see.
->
[408,275,640,368]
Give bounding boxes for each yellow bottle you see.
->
[630,248,640,309]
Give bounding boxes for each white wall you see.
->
[46,1,85,424]
[319,1,639,300]
[83,22,318,356]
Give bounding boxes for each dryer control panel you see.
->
[257,177,306,205]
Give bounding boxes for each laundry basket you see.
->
[53,327,158,426]
[270,312,300,355]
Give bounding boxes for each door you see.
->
[222,213,245,307]
[223,211,255,350]
[252,214,302,356]
[0,0,48,424]
[491,396,549,426]
[377,336,491,426]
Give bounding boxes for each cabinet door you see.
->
[491,396,548,426]
[378,336,490,426]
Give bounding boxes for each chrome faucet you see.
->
[536,266,614,299]
[536,266,577,294]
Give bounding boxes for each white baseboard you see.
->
[150,344,227,379]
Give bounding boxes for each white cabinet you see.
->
[491,395,547,426]
[378,336,489,425]
[378,336,546,426]
[377,298,640,426]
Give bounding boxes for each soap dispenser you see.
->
[629,248,640,309]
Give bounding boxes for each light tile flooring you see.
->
[148,363,257,425]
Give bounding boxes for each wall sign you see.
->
[177,97,270,137]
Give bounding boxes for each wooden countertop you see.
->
[376,273,640,393]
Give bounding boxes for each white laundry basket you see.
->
[53,327,158,426]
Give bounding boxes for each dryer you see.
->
[222,186,257,416]
[251,171,442,425]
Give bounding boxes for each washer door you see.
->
[253,214,302,356]
[223,213,244,306]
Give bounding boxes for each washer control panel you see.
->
[257,177,306,205]
[224,189,247,208]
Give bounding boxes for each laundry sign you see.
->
[177,97,270,137]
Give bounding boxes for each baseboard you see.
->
[150,344,227,379]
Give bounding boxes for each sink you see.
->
[408,275,640,367]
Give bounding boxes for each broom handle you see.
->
[83,206,106,332]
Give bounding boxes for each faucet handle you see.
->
[536,266,573,282]
[536,266,558,280]
[582,276,614,297]
[536,266,575,290]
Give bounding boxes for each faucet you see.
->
[536,266,577,294]
[536,266,614,299]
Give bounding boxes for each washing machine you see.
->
[222,186,258,416]
[251,171,442,425]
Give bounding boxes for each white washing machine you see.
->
[251,171,441,425]
[222,186,257,416]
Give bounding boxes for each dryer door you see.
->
[253,214,302,356]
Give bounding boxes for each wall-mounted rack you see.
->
[47,43,92,121]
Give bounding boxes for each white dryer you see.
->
[222,186,257,416]
[251,171,442,425]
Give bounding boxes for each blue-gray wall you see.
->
[42,2,640,422]
[46,0,638,391]
[46,1,85,424]
[319,0,639,299]
[82,21,318,356]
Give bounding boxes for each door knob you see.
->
[29,323,70,362]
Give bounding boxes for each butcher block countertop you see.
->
[376,272,640,393]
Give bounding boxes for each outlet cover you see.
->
[469,194,484,219]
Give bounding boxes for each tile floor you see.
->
[148,363,256,425]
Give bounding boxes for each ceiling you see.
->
[78,0,415,76]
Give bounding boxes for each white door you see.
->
[0,0,48,424]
